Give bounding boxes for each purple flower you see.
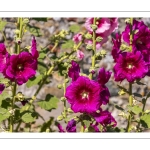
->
[111,34,122,62]
[73,33,82,44]
[21,100,28,106]
[0,44,9,73]
[0,84,5,94]
[77,50,84,60]
[92,110,117,127]
[65,76,102,113]
[97,68,111,85]
[66,119,76,132]
[114,51,148,82]
[57,119,76,132]
[3,52,37,85]
[31,36,39,60]
[68,60,80,82]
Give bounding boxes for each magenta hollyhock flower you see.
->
[77,50,84,60]
[0,84,5,94]
[68,60,80,82]
[3,52,37,85]
[65,76,102,113]
[114,51,148,82]
[97,68,111,85]
[66,119,76,132]
[31,36,39,60]
[85,18,118,35]
[57,119,76,132]
[111,33,122,62]
[0,44,9,73]
[92,110,117,127]
[73,33,82,44]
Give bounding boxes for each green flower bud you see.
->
[16,92,25,102]
[96,36,103,42]
[85,33,92,40]
[14,29,20,35]
[63,62,69,67]
[65,79,69,83]
[95,64,99,68]
[86,44,93,51]
[67,108,74,113]
[57,115,63,121]
[57,84,62,89]
[16,38,21,44]
[60,97,66,102]
[100,50,107,55]
[118,89,126,96]
[73,116,79,121]
[23,18,29,24]
[125,18,130,23]
[91,24,97,31]
[120,44,130,51]
[145,110,150,114]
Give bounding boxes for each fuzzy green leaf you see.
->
[61,40,74,49]
[26,75,43,88]
[21,112,36,123]
[0,107,10,122]
[0,20,7,31]
[26,25,42,37]
[37,94,59,111]
[131,105,142,115]
[69,24,80,33]
[140,114,150,128]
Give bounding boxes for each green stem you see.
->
[80,121,85,132]
[9,83,17,132]
[126,83,133,132]
[51,42,58,52]
[89,18,96,79]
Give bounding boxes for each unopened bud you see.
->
[118,89,126,96]
[60,97,66,102]
[86,44,93,51]
[16,92,25,101]
[65,79,69,83]
[57,115,63,121]
[96,36,103,42]
[14,29,20,35]
[91,24,97,31]
[57,84,62,89]
[95,64,99,68]
[85,33,92,40]
[67,108,74,113]
[23,18,29,24]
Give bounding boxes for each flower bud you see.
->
[89,68,95,74]
[57,84,62,89]
[65,79,69,83]
[16,38,21,44]
[85,33,92,40]
[23,18,29,24]
[96,36,103,42]
[95,64,99,68]
[118,89,126,96]
[14,29,20,35]
[145,110,150,114]
[57,115,63,121]
[67,108,74,113]
[100,50,107,56]
[63,62,69,67]
[91,24,97,31]
[86,44,93,51]
[16,92,25,101]
[60,97,66,102]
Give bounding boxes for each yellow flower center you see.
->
[127,63,134,69]
[17,64,23,70]
[81,91,89,99]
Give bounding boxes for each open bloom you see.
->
[0,84,5,94]
[65,76,102,113]
[114,51,148,82]
[57,119,76,132]
[77,50,84,60]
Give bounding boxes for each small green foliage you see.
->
[128,105,142,115]
[140,114,150,128]
[26,24,42,37]
[61,40,74,49]
[21,112,37,123]
[69,24,80,33]
[37,60,48,75]
[0,19,7,31]
[26,75,43,88]
[83,120,91,128]
[0,107,10,122]
[37,94,59,111]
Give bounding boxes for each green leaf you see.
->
[0,107,10,122]
[21,112,36,123]
[136,81,146,85]
[61,40,74,49]
[0,20,7,31]
[133,93,142,98]
[146,92,150,99]
[140,114,150,128]
[130,105,142,115]
[0,91,10,107]
[37,60,48,75]
[117,85,129,94]
[26,75,43,88]
[37,94,59,111]
[20,104,34,113]
[83,120,91,128]
[26,24,42,37]
[40,117,54,132]
[32,18,47,22]
[114,104,124,111]
[39,52,46,59]
[69,24,80,33]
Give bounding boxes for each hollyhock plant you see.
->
[0,84,5,94]
[57,119,76,132]
[73,33,82,44]
[65,76,102,113]
[77,50,84,60]
[114,51,148,82]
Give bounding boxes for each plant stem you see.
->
[89,18,96,79]
[126,83,133,132]
[9,83,17,132]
